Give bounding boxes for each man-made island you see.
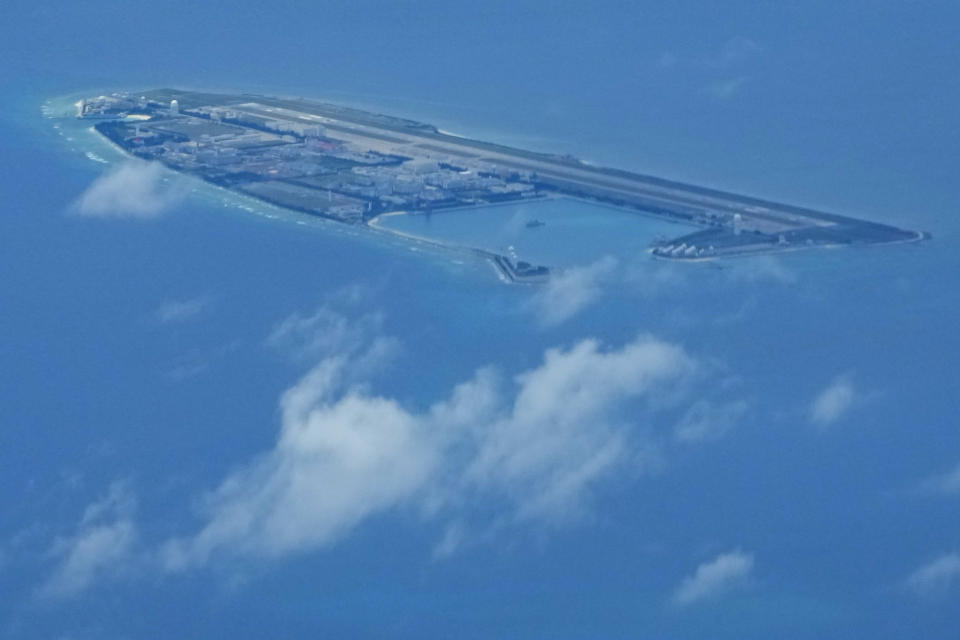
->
[77,89,925,280]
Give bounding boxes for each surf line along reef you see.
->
[76,89,926,282]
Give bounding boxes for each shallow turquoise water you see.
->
[375,198,694,267]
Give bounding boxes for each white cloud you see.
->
[673,399,750,444]
[672,550,754,607]
[40,482,137,599]
[161,334,699,570]
[906,553,960,599]
[809,374,858,427]
[74,161,183,219]
[463,337,693,521]
[163,356,440,568]
[267,304,401,390]
[155,296,211,324]
[529,256,618,326]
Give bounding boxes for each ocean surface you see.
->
[1,2,959,638]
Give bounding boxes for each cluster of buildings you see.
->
[651,241,718,259]
[82,94,542,224]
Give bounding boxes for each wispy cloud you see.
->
[74,161,183,219]
[673,399,750,444]
[529,256,618,326]
[672,549,754,607]
[809,374,858,427]
[707,76,749,101]
[724,256,797,284]
[268,305,387,361]
[656,36,760,73]
[918,462,960,496]
[905,552,960,599]
[39,482,137,599]
[155,296,212,324]
[655,51,678,70]
[703,37,762,100]
[161,333,700,570]
[267,284,397,368]
[709,37,762,69]
[164,355,211,382]
[547,254,797,327]
[623,259,689,297]
[651,37,762,101]
[163,341,241,382]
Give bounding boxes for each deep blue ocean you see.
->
[2,2,959,638]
